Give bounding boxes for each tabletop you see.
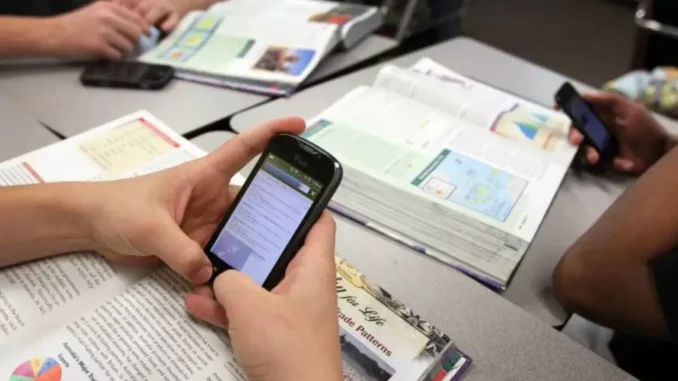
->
[0,93,60,162]
[0,35,396,138]
[228,36,630,327]
[190,130,635,381]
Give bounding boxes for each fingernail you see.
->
[193,265,213,284]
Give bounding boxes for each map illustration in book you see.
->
[412,149,527,222]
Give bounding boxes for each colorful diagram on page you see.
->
[159,13,223,63]
[490,103,567,152]
[412,149,528,222]
[8,357,62,381]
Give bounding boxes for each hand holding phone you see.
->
[555,82,619,162]
[204,134,342,290]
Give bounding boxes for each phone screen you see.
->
[208,153,324,285]
[565,96,611,150]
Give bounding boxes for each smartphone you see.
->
[555,82,619,160]
[204,134,342,290]
[80,61,174,90]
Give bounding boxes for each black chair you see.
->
[633,0,678,70]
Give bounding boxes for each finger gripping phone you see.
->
[555,82,619,160]
[80,61,174,90]
[204,134,343,290]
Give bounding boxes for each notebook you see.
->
[139,0,382,95]
[0,111,470,381]
[300,58,578,289]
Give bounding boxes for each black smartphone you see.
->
[204,134,343,290]
[555,82,619,161]
[80,61,174,90]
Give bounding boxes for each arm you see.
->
[554,146,678,338]
[0,182,97,267]
[0,16,58,58]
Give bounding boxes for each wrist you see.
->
[40,17,68,56]
[34,182,100,253]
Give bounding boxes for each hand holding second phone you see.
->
[567,93,675,175]
[45,2,150,59]
[185,212,343,381]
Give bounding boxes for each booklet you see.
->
[0,111,470,381]
[139,0,382,95]
[301,58,578,289]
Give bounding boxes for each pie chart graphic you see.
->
[8,357,61,381]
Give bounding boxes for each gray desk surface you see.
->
[0,93,59,161]
[191,130,635,381]
[0,35,395,138]
[229,36,631,326]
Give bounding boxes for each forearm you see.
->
[0,183,96,267]
[554,147,678,338]
[0,17,59,58]
[178,0,217,11]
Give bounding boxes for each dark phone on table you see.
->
[555,82,619,161]
[204,134,343,290]
[80,61,174,90]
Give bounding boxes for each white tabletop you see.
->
[0,93,60,161]
[0,35,396,138]
[228,37,631,326]
[191,130,635,381]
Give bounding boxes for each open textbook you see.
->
[0,112,470,381]
[302,58,579,289]
[140,0,382,95]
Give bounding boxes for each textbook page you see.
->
[0,261,470,381]
[304,86,571,282]
[140,5,338,94]
[209,0,380,49]
[0,111,244,350]
[373,60,577,163]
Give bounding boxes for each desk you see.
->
[0,35,396,138]
[307,35,397,85]
[0,93,59,161]
[229,37,623,327]
[190,130,635,380]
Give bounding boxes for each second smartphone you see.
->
[81,61,174,90]
[203,134,342,290]
[555,82,619,161]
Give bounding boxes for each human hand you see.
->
[184,212,343,381]
[114,0,209,31]
[564,93,674,175]
[84,117,305,284]
[45,2,150,59]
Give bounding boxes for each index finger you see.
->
[111,4,151,36]
[581,92,621,110]
[206,117,306,177]
[568,127,584,145]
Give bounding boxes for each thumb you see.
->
[142,214,213,284]
[161,13,180,32]
[213,270,270,314]
[613,157,636,173]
